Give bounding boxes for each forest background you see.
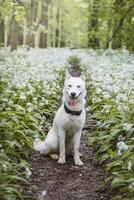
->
[0,0,134,51]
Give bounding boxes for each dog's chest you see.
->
[64,115,82,132]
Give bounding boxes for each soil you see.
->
[25,117,108,200]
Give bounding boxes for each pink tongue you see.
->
[70,99,77,106]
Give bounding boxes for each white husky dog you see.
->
[33,73,86,166]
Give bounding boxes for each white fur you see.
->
[33,75,86,166]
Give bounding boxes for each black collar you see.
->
[64,103,82,116]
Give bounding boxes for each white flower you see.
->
[117,149,122,156]
[9,100,13,104]
[116,94,128,102]
[33,97,37,101]
[3,98,8,102]
[1,149,4,153]
[129,99,134,104]
[102,105,111,113]
[28,84,33,90]
[14,104,25,111]
[117,141,128,151]
[27,106,33,112]
[117,141,129,156]
[25,167,32,179]
[129,182,134,190]
[122,105,129,111]
[96,88,102,94]
[92,97,101,103]
[20,92,26,100]
[103,92,111,100]
[118,135,125,141]
[122,123,134,132]
[39,102,44,107]
[27,102,33,107]
[117,105,129,113]
[41,190,47,197]
[127,160,132,171]
[26,90,33,96]
[38,189,47,200]
[113,86,120,94]
[27,102,34,112]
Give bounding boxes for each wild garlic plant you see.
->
[0,48,134,199]
[0,49,66,199]
[86,50,134,199]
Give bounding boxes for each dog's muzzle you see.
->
[67,92,81,100]
[67,92,81,106]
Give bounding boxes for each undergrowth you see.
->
[0,48,134,200]
[0,67,64,199]
[87,69,134,200]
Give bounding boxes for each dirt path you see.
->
[26,117,108,200]
[25,67,108,200]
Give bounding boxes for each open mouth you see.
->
[67,92,81,106]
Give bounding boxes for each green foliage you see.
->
[0,0,13,17]
[0,55,65,199]
[67,56,81,67]
[0,0,134,50]
[87,70,134,200]
[67,55,86,76]
[14,6,25,23]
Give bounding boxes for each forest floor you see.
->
[25,63,109,200]
[26,118,108,200]
[1,48,133,200]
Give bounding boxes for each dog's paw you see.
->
[58,157,66,164]
[75,159,83,166]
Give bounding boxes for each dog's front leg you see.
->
[58,129,66,164]
[74,131,83,166]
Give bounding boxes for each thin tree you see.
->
[10,16,19,51]
[39,0,50,48]
[88,0,100,48]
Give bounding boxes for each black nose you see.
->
[71,92,76,97]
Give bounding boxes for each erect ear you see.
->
[65,70,71,81]
[80,71,85,81]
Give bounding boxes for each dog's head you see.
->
[63,72,86,106]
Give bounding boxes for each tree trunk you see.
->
[88,0,100,49]
[52,5,56,47]
[106,1,134,49]
[124,11,134,51]
[60,20,65,47]
[0,20,4,47]
[39,0,50,48]
[4,16,9,48]
[10,16,19,51]
[55,0,61,47]
[112,24,122,49]
[25,0,36,48]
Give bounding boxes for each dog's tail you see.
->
[33,138,45,154]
